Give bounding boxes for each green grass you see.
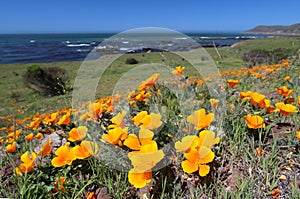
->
[1,36,300,198]
[1,36,299,117]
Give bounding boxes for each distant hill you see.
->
[244,23,300,35]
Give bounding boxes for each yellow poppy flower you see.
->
[124,128,155,150]
[276,86,295,97]
[53,177,66,192]
[175,135,199,152]
[209,99,219,108]
[35,132,43,140]
[16,151,37,175]
[57,112,71,125]
[297,130,300,141]
[133,111,162,130]
[249,92,266,107]
[37,140,52,156]
[68,126,88,142]
[102,127,128,146]
[181,147,215,176]
[5,141,17,153]
[29,117,41,130]
[109,110,126,129]
[138,73,160,91]
[187,109,214,130]
[25,133,34,141]
[43,112,59,125]
[275,102,298,116]
[72,141,99,159]
[244,114,265,129]
[128,169,152,188]
[51,143,76,167]
[128,144,164,173]
[172,66,185,77]
[198,130,220,148]
[227,79,240,88]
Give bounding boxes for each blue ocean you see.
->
[0,32,269,64]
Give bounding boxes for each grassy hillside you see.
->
[1,36,300,117]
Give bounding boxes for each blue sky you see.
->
[1,0,300,33]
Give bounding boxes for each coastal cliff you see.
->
[244,23,300,35]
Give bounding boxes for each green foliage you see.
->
[23,65,70,96]
[242,48,296,68]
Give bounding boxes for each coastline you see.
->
[243,31,300,36]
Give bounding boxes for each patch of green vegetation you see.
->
[1,36,300,117]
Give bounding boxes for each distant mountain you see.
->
[244,23,300,35]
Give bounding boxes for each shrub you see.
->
[23,64,69,96]
[125,58,139,64]
[242,48,296,68]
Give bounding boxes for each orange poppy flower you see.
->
[29,117,41,129]
[128,142,164,173]
[175,130,220,153]
[249,92,266,108]
[53,177,66,192]
[187,109,214,130]
[86,192,96,199]
[255,147,265,156]
[108,110,126,129]
[15,151,37,175]
[102,127,128,146]
[275,102,298,116]
[72,141,98,159]
[5,141,17,153]
[272,189,280,198]
[128,169,152,188]
[68,126,88,142]
[127,140,164,188]
[172,66,185,77]
[298,96,300,106]
[134,91,151,102]
[133,111,162,130]
[276,86,295,97]
[6,129,21,140]
[138,73,159,91]
[43,112,59,125]
[57,112,71,125]
[285,76,291,81]
[51,143,76,167]
[296,130,300,141]
[25,133,34,141]
[181,147,214,176]
[37,140,52,156]
[124,128,154,150]
[175,135,198,152]
[35,132,43,140]
[244,115,265,129]
[227,79,240,88]
[209,99,219,108]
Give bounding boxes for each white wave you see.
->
[174,37,188,40]
[95,45,106,49]
[67,43,90,47]
[120,47,130,51]
[122,41,129,44]
[30,40,36,43]
[76,49,89,52]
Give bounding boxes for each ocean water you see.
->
[0,32,269,64]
